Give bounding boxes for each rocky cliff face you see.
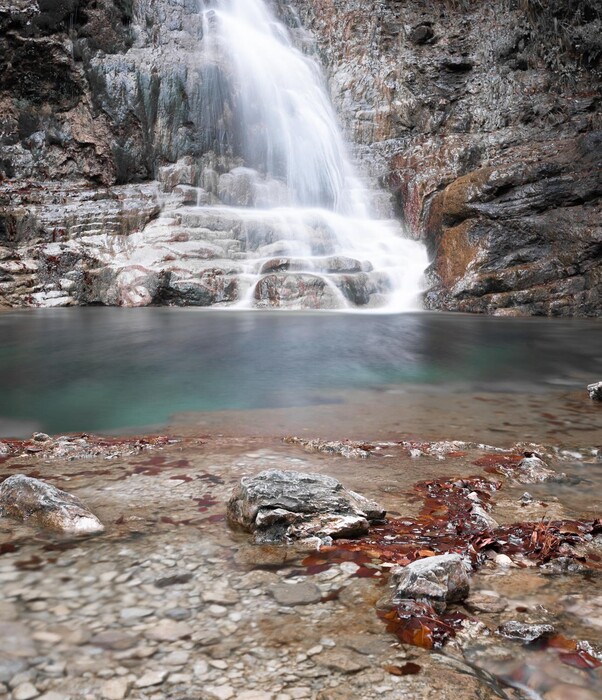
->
[289,0,602,316]
[1,0,600,314]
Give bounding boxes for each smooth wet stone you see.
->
[227,469,385,543]
[270,582,322,606]
[588,381,602,401]
[0,442,11,456]
[0,475,104,534]
[90,631,139,651]
[100,678,129,700]
[316,649,371,674]
[515,456,565,483]
[145,620,192,642]
[497,620,555,643]
[390,553,470,612]
[134,670,167,688]
[12,683,39,700]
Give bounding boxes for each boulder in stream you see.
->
[0,474,104,534]
[588,381,602,401]
[227,469,385,544]
[390,553,471,613]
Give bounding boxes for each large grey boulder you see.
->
[390,553,471,613]
[227,469,385,544]
[0,474,104,534]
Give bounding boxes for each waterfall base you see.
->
[0,161,427,311]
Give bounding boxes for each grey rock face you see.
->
[497,620,555,643]
[0,474,104,534]
[390,553,471,613]
[289,0,602,317]
[588,381,602,401]
[227,469,385,544]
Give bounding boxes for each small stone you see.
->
[145,620,192,642]
[237,692,273,700]
[202,587,240,605]
[164,608,191,621]
[90,631,139,650]
[587,381,602,401]
[100,678,129,700]
[270,582,322,606]
[494,554,514,568]
[163,650,190,666]
[120,608,154,620]
[32,433,50,443]
[316,649,370,674]
[12,683,39,700]
[390,553,470,612]
[134,671,167,689]
[498,621,555,643]
[32,632,61,644]
[205,685,234,700]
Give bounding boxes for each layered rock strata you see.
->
[1,0,600,314]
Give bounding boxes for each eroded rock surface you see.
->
[389,553,471,613]
[0,474,104,534]
[227,469,385,544]
[289,0,602,316]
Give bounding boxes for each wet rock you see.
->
[465,591,508,614]
[588,381,602,401]
[390,553,470,613]
[316,649,371,674]
[497,620,555,643]
[90,631,139,651]
[270,582,322,606]
[227,469,385,544]
[0,442,10,457]
[32,433,50,442]
[0,474,104,534]
[12,684,39,700]
[100,678,129,700]
[283,436,373,458]
[515,456,566,483]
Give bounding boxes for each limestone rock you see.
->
[0,474,104,534]
[227,469,385,543]
[515,456,566,484]
[588,381,602,401]
[390,553,471,613]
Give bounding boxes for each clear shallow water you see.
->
[0,309,601,437]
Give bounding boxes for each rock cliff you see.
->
[0,0,600,314]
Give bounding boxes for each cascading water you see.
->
[191,0,428,310]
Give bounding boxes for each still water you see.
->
[0,309,601,439]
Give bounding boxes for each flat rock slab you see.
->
[270,582,322,606]
[391,553,470,612]
[498,620,555,643]
[227,469,385,543]
[0,474,104,534]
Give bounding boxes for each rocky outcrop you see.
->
[0,473,104,533]
[289,0,602,316]
[227,469,386,544]
[1,0,600,314]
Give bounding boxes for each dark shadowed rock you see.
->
[498,620,555,643]
[588,381,602,401]
[390,553,471,613]
[0,474,104,534]
[227,469,385,544]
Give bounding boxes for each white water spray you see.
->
[192,0,429,310]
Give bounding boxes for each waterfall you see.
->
[190,0,428,310]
